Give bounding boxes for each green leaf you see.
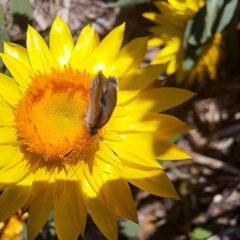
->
[205,0,223,38]
[191,226,213,240]
[0,4,9,55]
[0,4,5,26]
[184,8,207,47]
[107,0,149,8]
[168,135,180,143]
[119,219,139,237]
[216,0,239,32]
[11,0,33,20]
[0,5,9,68]
[23,221,27,240]
[182,0,238,71]
[185,0,238,46]
[0,29,9,53]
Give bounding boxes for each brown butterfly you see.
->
[86,71,118,137]
[64,72,118,157]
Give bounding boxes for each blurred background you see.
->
[0,0,240,239]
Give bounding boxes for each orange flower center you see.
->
[14,67,95,161]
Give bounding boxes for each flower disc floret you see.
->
[14,67,94,160]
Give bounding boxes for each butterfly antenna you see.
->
[97,133,118,157]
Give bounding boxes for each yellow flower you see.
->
[0,17,194,240]
[185,33,224,85]
[0,210,27,239]
[143,0,224,84]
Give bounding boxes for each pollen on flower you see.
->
[14,67,95,161]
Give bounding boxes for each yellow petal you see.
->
[105,131,163,169]
[153,1,165,12]
[156,40,180,60]
[0,144,21,168]
[142,12,161,24]
[0,74,21,107]
[119,64,166,90]
[103,167,138,222]
[112,105,130,118]
[156,114,193,138]
[148,37,164,46]
[84,164,116,215]
[96,140,123,168]
[64,180,87,236]
[71,162,88,205]
[143,12,176,29]
[168,0,187,11]
[0,185,30,222]
[68,25,99,71]
[119,131,189,161]
[0,127,18,144]
[109,113,193,137]
[50,17,74,65]
[166,56,177,75]
[0,54,31,92]
[153,138,191,160]
[186,0,204,11]
[24,166,53,208]
[0,151,38,189]
[128,87,195,112]
[27,25,59,72]
[151,52,176,65]
[125,88,195,114]
[4,42,30,68]
[54,184,80,240]
[27,183,55,240]
[108,37,148,78]
[0,96,15,127]
[117,89,140,105]
[88,195,118,240]
[149,26,183,41]
[83,162,105,199]
[93,23,125,72]
[154,1,186,29]
[122,168,179,199]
